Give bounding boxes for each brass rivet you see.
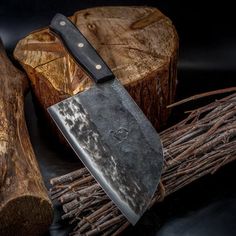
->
[78,43,84,48]
[96,64,102,70]
[59,21,66,26]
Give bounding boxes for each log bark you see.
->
[14,6,178,134]
[0,39,53,235]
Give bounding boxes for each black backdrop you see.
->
[0,1,236,236]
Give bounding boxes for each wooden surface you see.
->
[14,6,178,132]
[0,39,53,236]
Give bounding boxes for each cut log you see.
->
[14,6,178,135]
[0,39,53,235]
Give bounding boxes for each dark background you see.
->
[0,1,236,236]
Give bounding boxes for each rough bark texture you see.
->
[0,39,53,236]
[14,6,178,134]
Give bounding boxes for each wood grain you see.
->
[14,6,178,133]
[0,39,53,236]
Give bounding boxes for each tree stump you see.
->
[0,39,53,235]
[14,6,178,135]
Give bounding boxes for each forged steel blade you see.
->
[48,13,164,225]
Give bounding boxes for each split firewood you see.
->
[0,39,53,235]
[13,6,178,136]
[50,91,236,235]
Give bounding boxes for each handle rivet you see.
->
[59,21,66,26]
[78,43,84,48]
[96,64,102,70]
[60,20,66,26]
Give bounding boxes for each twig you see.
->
[167,87,236,108]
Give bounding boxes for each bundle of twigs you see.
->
[50,91,236,236]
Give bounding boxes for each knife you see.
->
[48,13,163,225]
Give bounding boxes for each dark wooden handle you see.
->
[0,39,53,236]
[50,13,115,83]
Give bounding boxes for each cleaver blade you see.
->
[48,13,164,225]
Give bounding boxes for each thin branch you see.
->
[167,87,236,108]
